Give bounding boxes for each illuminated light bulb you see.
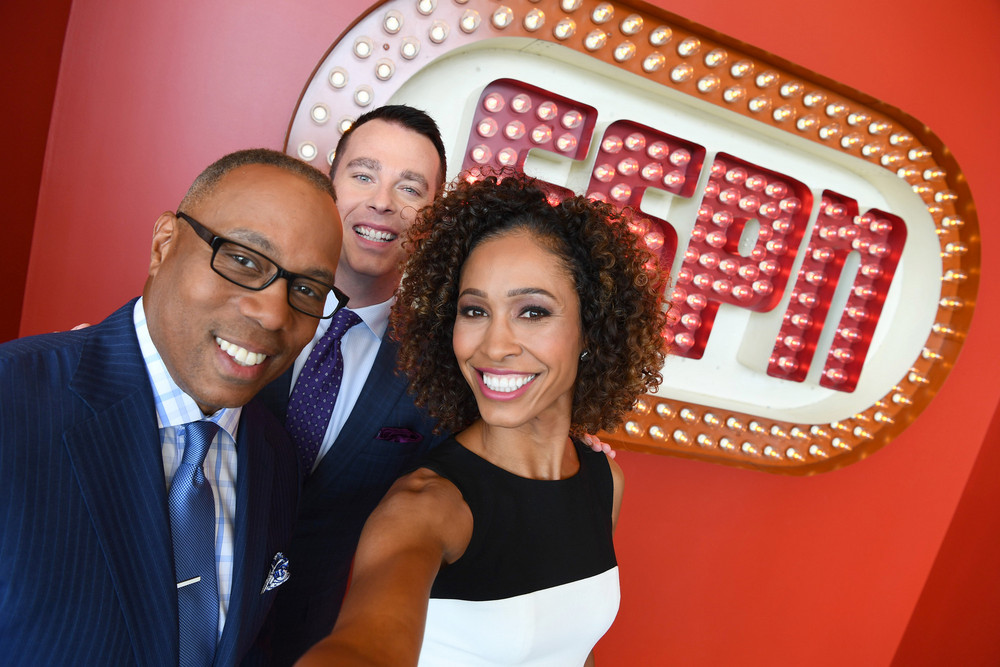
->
[724,167,746,183]
[811,247,834,264]
[550,132,575,154]
[908,370,930,385]
[678,408,697,423]
[775,356,798,374]
[642,52,666,72]
[329,67,349,88]
[783,335,805,352]
[741,442,758,456]
[804,270,826,286]
[896,166,920,182]
[673,430,691,445]
[867,242,890,258]
[747,421,766,435]
[593,164,616,183]
[614,41,637,62]
[668,148,691,167]
[674,332,695,349]
[704,180,720,197]
[584,29,608,50]
[697,434,715,448]
[624,133,645,151]
[497,147,518,166]
[610,182,632,201]
[428,20,449,43]
[641,162,663,181]
[591,2,614,23]
[676,268,694,285]
[507,94,531,114]
[748,96,771,113]
[796,292,817,308]
[718,189,738,206]
[530,124,552,144]
[718,258,740,276]
[771,105,796,123]
[712,211,732,228]
[889,132,913,146]
[786,447,804,461]
[796,114,818,132]
[696,48,725,69]
[658,170,684,189]
[739,263,760,280]
[790,313,812,329]
[779,197,801,214]
[945,242,969,255]
[469,144,493,164]
[354,86,374,107]
[724,417,743,431]
[831,348,854,364]
[730,60,753,78]
[941,216,965,229]
[353,37,374,58]
[720,437,736,452]
[892,393,913,405]
[869,218,893,235]
[587,191,608,203]
[803,92,827,108]
[671,64,694,83]
[790,427,809,440]
[723,86,746,103]
[656,402,674,418]
[670,36,700,57]
[779,82,803,99]
[824,368,847,385]
[297,142,318,161]
[692,273,712,289]
[310,104,330,124]
[698,252,719,270]
[633,398,650,415]
[561,0,583,10]
[491,6,514,28]
[765,238,787,255]
[861,143,885,157]
[847,112,870,126]
[644,141,670,160]
[908,146,933,161]
[880,151,905,167]
[818,124,841,140]
[710,159,727,177]
[935,190,958,203]
[943,269,968,282]
[523,9,545,31]
[853,426,872,439]
[374,59,395,81]
[601,136,625,154]
[764,446,782,460]
[644,231,664,251]
[417,0,437,14]
[712,279,732,295]
[753,70,779,88]
[874,411,894,424]
[382,10,404,34]
[846,306,867,321]
[705,231,726,248]
[460,10,481,32]
[477,117,498,137]
[808,444,828,458]
[831,438,850,450]
[841,133,863,150]
[625,421,643,437]
[923,168,946,182]
[825,102,848,118]
[739,195,759,212]
[649,425,666,441]
[752,280,773,296]
[337,117,354,134]
[938,297,964,309]
[620,13,644,34]
[399,37,421,59]
[649,25,672,46]
[686,293,708,311]
[682,247,699,264]
[504,120,526,140]
[326,149,336,166]
[679,313,700,332]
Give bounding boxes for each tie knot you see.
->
[326,308,362,341]
[183,420,220,467]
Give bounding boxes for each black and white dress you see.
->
[416,437,620,666]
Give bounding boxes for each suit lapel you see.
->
[310,336,408,487]
[214,406,275,666]
[64,302,179,666]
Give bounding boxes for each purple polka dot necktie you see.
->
[168,419,220,667]
[286,308,362,473]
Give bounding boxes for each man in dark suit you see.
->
[260,106,450,665]
[0,148,343,666]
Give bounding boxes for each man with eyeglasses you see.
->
[0,148,342,667]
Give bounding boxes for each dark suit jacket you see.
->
[257,334,447,665]
[0,300,299,667]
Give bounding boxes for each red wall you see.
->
[7,1,1000,664]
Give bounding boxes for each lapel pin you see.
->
[261,552,290,594]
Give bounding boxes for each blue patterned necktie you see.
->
[169,420,220,666]
[286,308,362,473]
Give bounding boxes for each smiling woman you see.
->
[295,170,667,666]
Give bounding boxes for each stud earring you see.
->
[579,350,590,361]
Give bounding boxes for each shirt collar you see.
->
[133,298,241,440]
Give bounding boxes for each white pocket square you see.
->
[261,552,290,593]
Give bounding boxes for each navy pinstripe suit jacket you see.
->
[0,300,299,667]
[256,334,447,665]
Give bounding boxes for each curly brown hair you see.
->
[391,169,668,435]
